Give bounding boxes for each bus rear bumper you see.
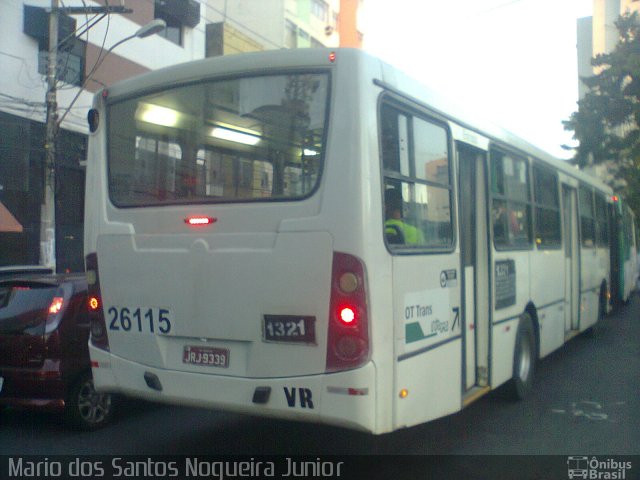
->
[90,346,378,433]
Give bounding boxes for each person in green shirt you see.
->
[384,188,424,245]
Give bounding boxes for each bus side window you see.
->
[579,187,595,248]
[490,149,531,249]
[380,101,453,250]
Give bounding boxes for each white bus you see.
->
[84,48,613,434]
[610,196,638,306]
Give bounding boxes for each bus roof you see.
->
[99,47,611,195]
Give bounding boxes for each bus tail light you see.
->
[86,253,109,351]
[185,216,217,226]
[326,252,370,372]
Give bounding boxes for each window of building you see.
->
[285,20,298,48]
[154,0,202,46]
[310,37,324,48]
[380,102,453,250]
[532,164,561,248]
[311,0,329,22]
[155,15,183,45]
[490,149,531,249]
[298,29,310,48]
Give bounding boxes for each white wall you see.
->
[0,0,206,134]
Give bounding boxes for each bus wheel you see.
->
[598,285,607,322]
[507,313,536,400]
[586,284,607,337]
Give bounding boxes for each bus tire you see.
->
[586,284,607,337]
[507,313,536,400]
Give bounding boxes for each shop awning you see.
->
[0,201,23,233]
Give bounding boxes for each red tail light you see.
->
[339,306,356,325]
[45,284,73,334]
[185,216,216,226]
[48,297,64,315]
[326,252,370,372]
[86,253,109,351]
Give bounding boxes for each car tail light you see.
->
[326,252,370,372]
[86,252,109,351]
[45,283,73,334]
[49,297,63,315]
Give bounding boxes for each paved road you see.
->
[1,294,638,459]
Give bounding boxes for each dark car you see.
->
[0,266,114,430]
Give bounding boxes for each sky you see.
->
[362,0,594,160]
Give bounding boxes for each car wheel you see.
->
[65,371,114,430]
[506,313,536,400]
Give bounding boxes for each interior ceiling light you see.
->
[136,103,180,127]
[210,126,261,146]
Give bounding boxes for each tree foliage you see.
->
[564,12,640,218]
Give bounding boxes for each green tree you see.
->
[564,12,640,219]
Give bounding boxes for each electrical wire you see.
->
[56,1,113,127]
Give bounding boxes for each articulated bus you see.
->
[85,49,615,434]
[610,196,638,307]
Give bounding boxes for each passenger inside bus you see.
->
[384,188,424,245]
[493,203,525,245]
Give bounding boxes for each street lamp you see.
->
[41,14,166,269]
[117,18,167,43]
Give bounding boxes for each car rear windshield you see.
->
[108,73,330,207]
[0,283,57,335]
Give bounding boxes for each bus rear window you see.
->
[107,73,329,206]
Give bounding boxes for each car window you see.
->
[0,283,57,335]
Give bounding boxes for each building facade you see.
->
[338,0,364,48]
[575,0,639,183]
[204,0,341,55]
[0,0,205,271]
[0,0,361,271]
[577,0,640,99]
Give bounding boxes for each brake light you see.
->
[86,253,109,351]
[185,216,216,226]
[49,297,64,315]
[326,252,370,372]
[45,284,73,334]
[339,306,356,325]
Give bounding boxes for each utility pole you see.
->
[41,0,58,269]
[39,1,134,271]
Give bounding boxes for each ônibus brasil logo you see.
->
[567,456,632,479]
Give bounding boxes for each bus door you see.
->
[457,143,490,392]
[562,185,580,332]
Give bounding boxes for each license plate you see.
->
[263,315,316,343]
[183,346,229,368]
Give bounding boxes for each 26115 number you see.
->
[107,306,172,334]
